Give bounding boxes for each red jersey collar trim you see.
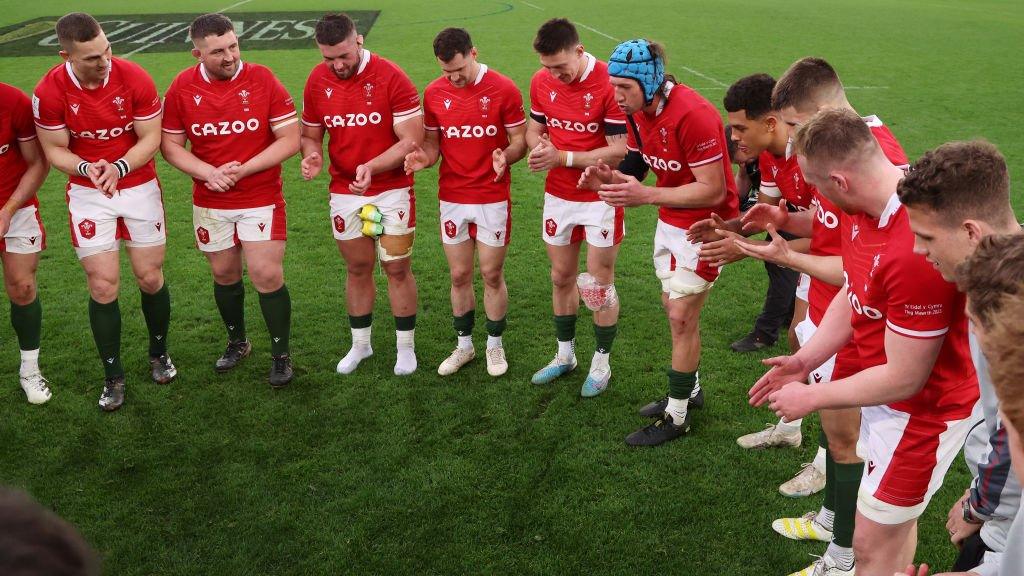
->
[199,60,244,84]
[578,52,596,83]
[65,61,110,90]
[878,193,902,228]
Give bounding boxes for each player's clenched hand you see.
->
[741,199,790,233]
[578,160,612,191]
[492,148,509,183]
[767,381,817,421]
[0,208,12,238]
[404,144,430,176]
[734,224,792,266]
[91,159,119,197]
[349,164,372,195]
[527,134,560,172]
[205,161,241,192]
[687,213,730,243]
[301,152,323,181]
[749,354,809,406]
[598,171,650,207]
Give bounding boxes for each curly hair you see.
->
[956,233,1024,329]
[724,73,776,119]
[986,288,1024,435]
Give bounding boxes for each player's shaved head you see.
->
[773,57,845,113]
[433,28,473,62]
[898,140,1015,229]
[957,233,1024,330]
[315,13,357,46]
[55,12,102,52]
[986,288,1024,436]
[724,73,776,119]
[190,13,234,41]
[792,107,877,169]
[533,18,579,55]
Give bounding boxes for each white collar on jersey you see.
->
[473,63,489,85]
[65,61,110,90]
[199,60,244,83]
[355,48,371,76]
[862,114,884,128]
[577,52,596,83]
[655,81,675,117]
[878,193,902,228]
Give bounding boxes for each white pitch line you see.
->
[577,22,618,41]
[519,0,544,10]
[679,65,728,88]
[846,86,891,90]
[123,0,253,58]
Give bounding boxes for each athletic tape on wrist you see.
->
[565,151,574,168]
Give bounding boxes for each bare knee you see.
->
[382,259,412,283]
[480,265,504,290]
[668,305,699,335]
[5,278,36,305]
[550,267,575,290]
[248,264,283,292]
[135,268,165,294]
[449,266,473,290]
[88,276,119,303]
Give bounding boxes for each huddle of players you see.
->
[3,11,1022,574]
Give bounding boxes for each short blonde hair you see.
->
[792,108,877,169]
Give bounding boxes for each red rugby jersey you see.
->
[33,57,161,189]
[163,61,297,209]
[529,53,626,202]
[757,150,813,211]
[841,195,978,420]
[807,117,909,324]
[302,50,421,196]
[0,83,39,208]
[625,83,739,229]
[423,64,525,204]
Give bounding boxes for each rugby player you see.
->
[582,39,738,444]
[526,18,627,397]
[161,13,299,387]
[33,13,175,411]
[0,82,51,404]
[300,13,424,376]
[729,58,910,573]
[898,142,1021,575]
[404,28,526,377]
[752,109,979,576]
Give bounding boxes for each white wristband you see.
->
[565,151,574,168]
[113,158,131,179]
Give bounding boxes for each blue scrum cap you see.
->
[608,39,664,104]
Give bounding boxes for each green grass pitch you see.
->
[1,0,1022,573]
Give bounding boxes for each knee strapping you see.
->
[378,233,414,262]
[667,267,712,300]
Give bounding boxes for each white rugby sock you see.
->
[486,335,502,349]
[779,416,803,431]
[590,351,609,372]
[394,329,417,375]
[20,348,40,376]
[337,328,372,374]
[825,541,855,570]
[665,396,689,425]
[812,445,827,474]
[457,335,473,351]
[556,339,574,361]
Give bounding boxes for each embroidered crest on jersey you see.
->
[443,97,452,110]
[659,127,668,149]
[444,219,456,238]
[70,103,80,115]
[363,82,374,104]
[479,96,490,117]
[583,92,593,115]
[325,88,333,99]
[78,219,96,239]
[193,94,202,106]
[112,96,126,114]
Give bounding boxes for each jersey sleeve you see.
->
[758,152,780,198]
[301,74,322,128]
[389,68,422,125]
[422,85,438,131]
[130,65,162,121]
[678,107,725,169]
[160,80,185,134]
[11,89,36,140]
[883,251,957,339]
[32,78,66,131]
[267,71,297,127]
[602,84,627,136]
[501,80,526,129]
[528,74,546,125]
